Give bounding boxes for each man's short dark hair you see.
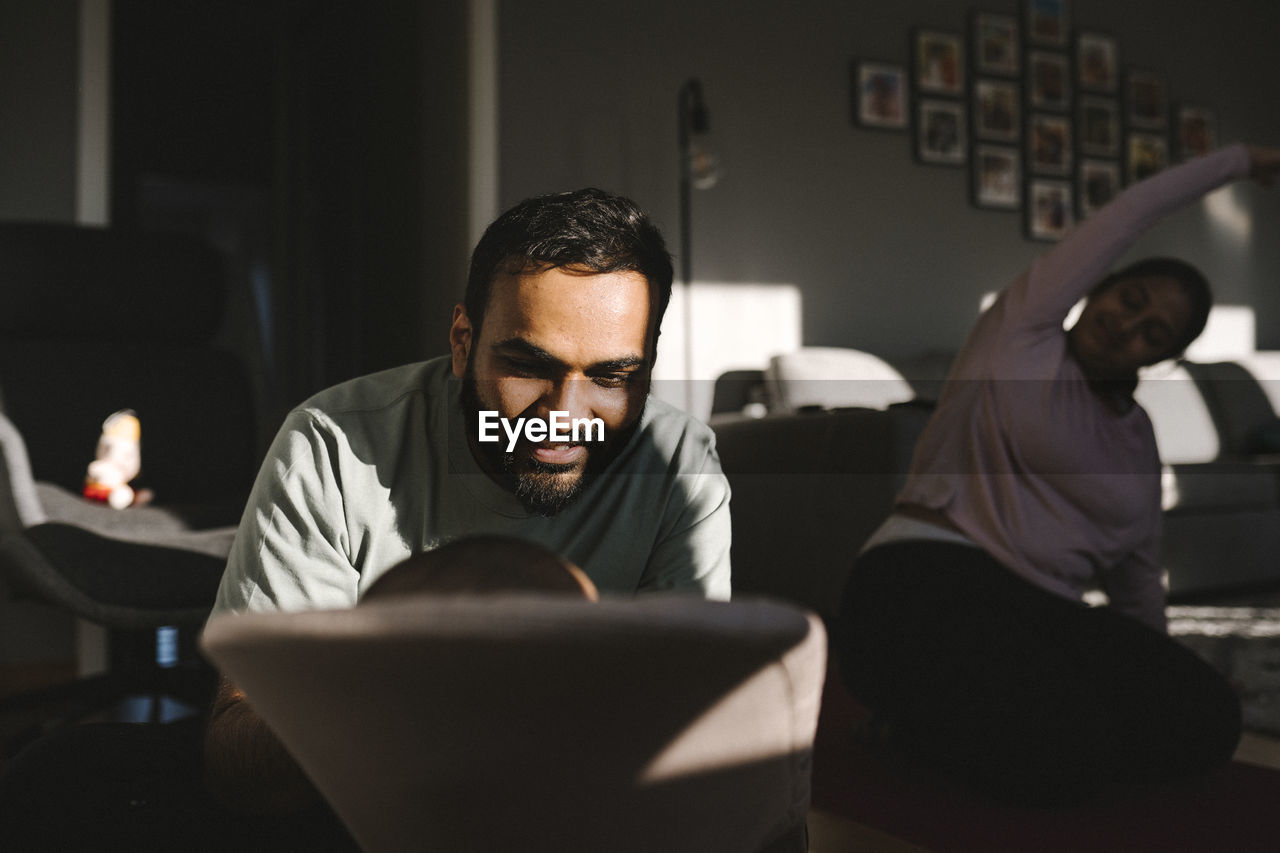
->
[464,188,674,354]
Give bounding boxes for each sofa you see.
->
[712,348,1280,620]
[1139,353,1280,596]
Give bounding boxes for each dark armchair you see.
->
[0,221,260,738]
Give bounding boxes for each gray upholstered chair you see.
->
[202,594,826,853]
[0,221,258,733]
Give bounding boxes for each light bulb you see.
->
[686,138,720,189]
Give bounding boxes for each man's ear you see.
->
[449,305,473,378]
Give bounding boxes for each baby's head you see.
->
[361,536,598,602]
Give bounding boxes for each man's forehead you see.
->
[480,266,657,358]
[486,267,655,318]
[491,261,649,289]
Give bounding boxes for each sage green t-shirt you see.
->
[212,356,731,614]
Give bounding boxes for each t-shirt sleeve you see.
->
[1100,527,1168,634]
[211,409,360,615]
[998,144,1251,336]
[636,438,732,601]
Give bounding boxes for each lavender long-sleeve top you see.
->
[898,144,1250,632]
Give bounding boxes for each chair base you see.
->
[0,626,216,758]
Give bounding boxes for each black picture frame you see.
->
[916,98,968,166]
[1026,177,1075,240]
[972,11,1020,77]
[1126,69,1169,130]
[1028,112,1073,176]
[1175,104,1217,160]
[1024,0,1069,48]
[1027,50,1071,112]
[1075,31,1118,93]
[1077,95,1120,158]
[914,28,965,97]
[1077,158,1120,218]
[1127,131,1169,184]
[852,60,909,130]
[973,78,1021,142]
[973,143,1023,210]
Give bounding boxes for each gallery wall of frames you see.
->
[851,1,1217,242]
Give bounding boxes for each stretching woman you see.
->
[836,142,1280,806]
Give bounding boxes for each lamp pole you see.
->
[678,79,709,411]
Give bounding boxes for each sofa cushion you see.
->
[765,348,915,413]
[714,403,933,620]
[1134,364,1220,464]
[1182,360,1280,457]
[1234,352,1280,415]
[1162,462,1280,513]
[1245,419,1280,455]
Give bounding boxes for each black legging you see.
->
[835,540,1241,806]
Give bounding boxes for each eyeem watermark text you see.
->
[477,411,605,452]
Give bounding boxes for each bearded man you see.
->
[203,188,731,813]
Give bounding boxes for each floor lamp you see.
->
[678,78,717,412]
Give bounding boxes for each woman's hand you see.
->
[1246,145,1280,187]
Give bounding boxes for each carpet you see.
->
[1169,604,1280,737]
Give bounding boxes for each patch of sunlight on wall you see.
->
[1185,304,1255,360]
[1204,183,1252,246]
[653,282,802,421]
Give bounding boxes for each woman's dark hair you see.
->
[463,188,674,354]
[1091,256,1214,359]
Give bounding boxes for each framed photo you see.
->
[973,79,1020,142]
[853,61,908,130]
[1127,132,1169,184]
[917,99,968,165]
[1075,32,1118,93]
[1027,51,1071,112]
[1026,178,1074,240]
[973,144,1022,210]
[1126,70,1168,129]
[1025,0,1069,48]
[1028,113,1073,176]
[1077,158,1121,218]
[972,11,1020,77]
[914,29,965,96]
[1077,96,1120,158]
[1176,104,1217,160]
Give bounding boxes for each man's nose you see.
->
[539,377,589,420]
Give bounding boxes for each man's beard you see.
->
[460,371,642,517]
[511,455,587,517]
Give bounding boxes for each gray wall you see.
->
[0,1,79,223]
[497,0,1280,357]
[0,3,81,668]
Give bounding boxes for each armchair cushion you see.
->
[0,523,231,628]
